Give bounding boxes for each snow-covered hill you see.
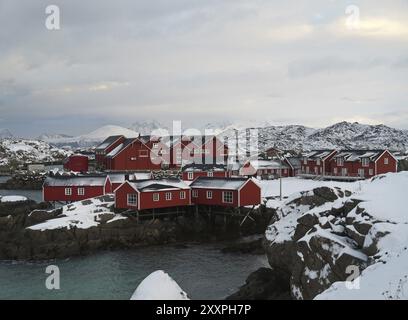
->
[264,172,408,300]
[39,125,139,148]
[33,121,408,151]
[0,129,13,139]
[223,121,408,152]
[0,139,71,166]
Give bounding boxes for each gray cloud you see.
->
[0,0,407,136]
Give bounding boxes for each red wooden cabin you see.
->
[114,179,191,210]
[43,176,111,202]
[329,150,398,178]
[107,172,153,191]
[182,163,231,181]
[239,160,290,178]
[63,154,89,173]
[190,177,261,207]
[301,150,337,175]
[95,135,126,169]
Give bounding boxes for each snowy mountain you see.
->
[225,121,408,152]
[0,138,71,167]
[39,125,139,148]
[129,120,170,136]
[0,129,13,139]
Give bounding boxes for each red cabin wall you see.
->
[43,185,105,202]
[239,181,261,207]
[109,140,162,171]
[376,151,398,175]
[138,190,191,210]
[191,188,239,207]
[182,171,230,181]
[64,156,89,172]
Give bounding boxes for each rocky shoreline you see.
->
[0,197,275,261]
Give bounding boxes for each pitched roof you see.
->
[182,163,227,172]
[246,160,289,170]
[105,138,137,158]
[285,157,302,169]
[95,135,124,151]
[126,179,190,192]
[304,150,336,160]
[44,176,107,187]
[334,150,389,162]
[190,177,254,190]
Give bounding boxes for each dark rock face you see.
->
[221,238,264,255]
[262,186,387,299]
[0,200,275,261]
[0,174,45,190]
[226,268,291,300]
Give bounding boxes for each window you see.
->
[305,166,309,174]
[314,167,318,174]
[303,157,307,165]
[127,194,137,206]
[333,167,338,175]
[384,157,389,165]
[362,158,369,167]
[130,157,137,161]
[139,150,148,157]
[78,187,85,196]
[369,169,374,176]
[206,191,213,199]
[165,192,172,201]
[222,191,233,203]
[358,169,365,177]
[153,143,159,149]
[65,188,72,196]
[180,191,186,199]
[207,171,214,177]
[316,159,321,166]
[342,168,348,176]
[337,157,344,166]
[188,172,194,180]
[192,190,198,198]
[153,193,160,202]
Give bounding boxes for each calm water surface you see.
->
[0,244,269,300]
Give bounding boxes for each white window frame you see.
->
[342,168,348,176]
[153,193,160,202]
[127,193,137,206]
[384,157,389,165]
[222,191,233,204]
[207,171,214,177]
[362,158,369,167]
[180,191,186,199]
[369,169,374,176]
[165,192,172,201]
[206,191,213,199]
[192,190,198,198]
[337,157,344,166]
[358,168,365,177]
[187,172,194,180]
[316,159,321,166]
[65,187,72,196]
[333,167,338,175]
[78,187,85,196]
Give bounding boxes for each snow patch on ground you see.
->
[130,270,189,300]
[28,196,126,231]
[0,195,28,202]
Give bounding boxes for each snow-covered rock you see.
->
[264,172,408,299]
[28,195,126,231]
[0,138,70,166]
[130,270,189,300]
[0,195,28,202]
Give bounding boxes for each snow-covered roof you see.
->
[190,177,253,190]
[335,150,389,162]
[182,163,227,172]
[95,135,124,151]
[44,176,107,187]
[107,172,152,183]
[127,179,190,192]
[304,150,335,160]
[247,160,289,170]
[285,157,302,169]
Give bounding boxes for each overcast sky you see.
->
[1,0,407,137]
